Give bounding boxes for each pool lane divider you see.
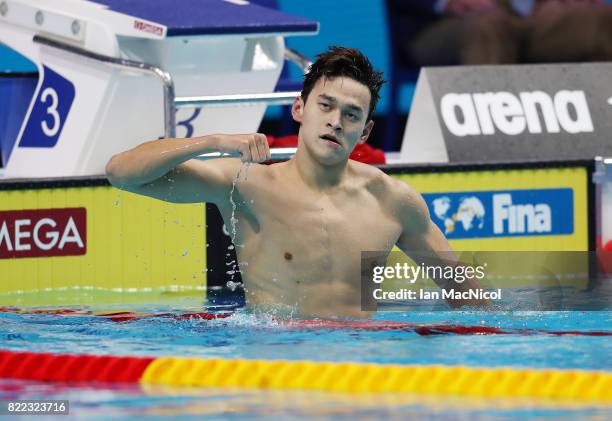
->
[1,307,611,336]
[0,350,153,383]
[0,307,233,323]
[0,350,610,402]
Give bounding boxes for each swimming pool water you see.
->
[0,300,610,420]
[2,379,611,420]
[1,307,610,369]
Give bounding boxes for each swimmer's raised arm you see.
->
[105,133,270,204]
[392,180,489,308]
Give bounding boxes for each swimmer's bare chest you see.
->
[219,165,403,291]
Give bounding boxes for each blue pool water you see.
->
[1,308,611,369]
[0,303,611,419]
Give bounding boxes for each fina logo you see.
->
[440,90,594,136]
[426,188,570,239]
[493,194,550,234]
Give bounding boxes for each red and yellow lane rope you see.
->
[1,350,610,402]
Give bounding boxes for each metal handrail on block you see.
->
[32,35,301,161]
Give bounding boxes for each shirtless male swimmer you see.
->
[106,46,486,318]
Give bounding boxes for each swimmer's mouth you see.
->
[320,134,341,145]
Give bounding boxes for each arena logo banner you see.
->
[0,208,86,259]
[401,63,612,163]
[422,188,573,239]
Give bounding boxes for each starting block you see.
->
[0,0,317,178]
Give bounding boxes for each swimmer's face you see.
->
[292,76,374,165]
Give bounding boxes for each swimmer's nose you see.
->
[326,109,342,132]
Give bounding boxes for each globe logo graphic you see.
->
[432,196,485,234]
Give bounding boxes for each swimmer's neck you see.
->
[291,144,350,191]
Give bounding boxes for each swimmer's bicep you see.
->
[396,221,452,256]
[394,181,452,254]
[130,159,239,204]
[393,180,430,234]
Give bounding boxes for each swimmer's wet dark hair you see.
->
[301,46,385,120]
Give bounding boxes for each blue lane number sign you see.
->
[19,66,75,148]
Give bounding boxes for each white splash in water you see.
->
[226,280,243,291]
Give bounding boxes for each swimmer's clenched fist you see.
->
[214,133,271,163]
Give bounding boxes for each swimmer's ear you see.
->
[359,120,374,144]
[291,96,304,123]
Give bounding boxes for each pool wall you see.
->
[0,160,595,303]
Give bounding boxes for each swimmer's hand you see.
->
[215,133,271,163]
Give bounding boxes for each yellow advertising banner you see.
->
[391,166,589,251]
[389,165,590,288]
[0,184,205,298]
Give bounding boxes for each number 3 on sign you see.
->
[19,65,75,148]
[40,87,61,137]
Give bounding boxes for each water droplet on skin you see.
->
[227,165,247,282]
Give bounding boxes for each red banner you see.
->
[0,208,86,259]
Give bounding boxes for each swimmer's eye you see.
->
[346,112,359,121]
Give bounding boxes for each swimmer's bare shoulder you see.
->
[106,133,270,205]
[348,161,427,230]
[347,160,387,192]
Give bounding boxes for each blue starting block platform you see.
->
[90,0,318,36]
